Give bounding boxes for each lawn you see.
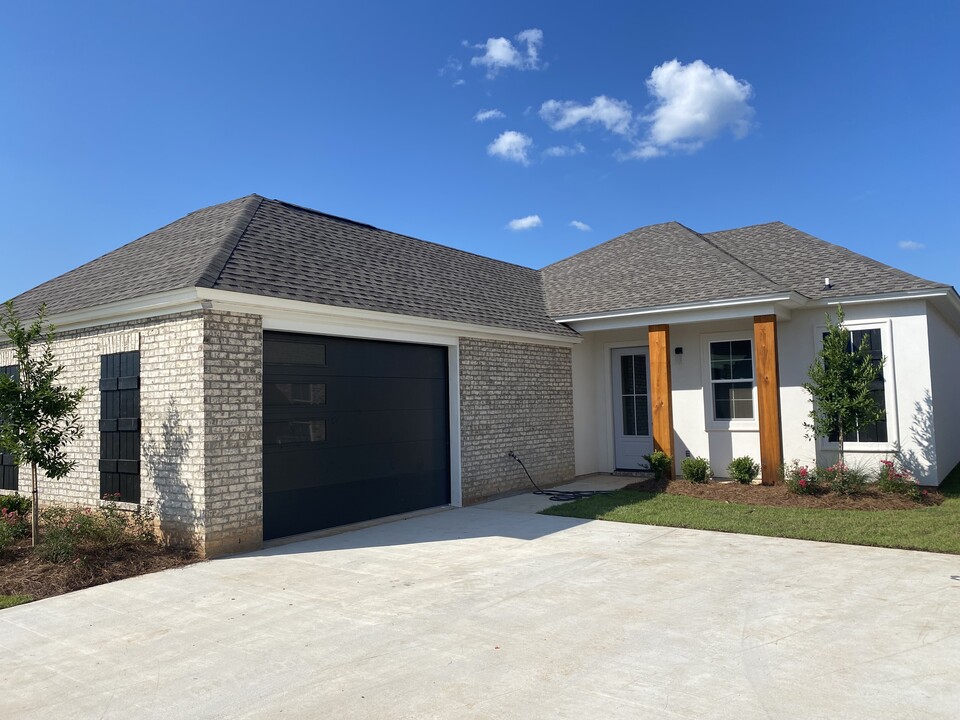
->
[542,464,960,554]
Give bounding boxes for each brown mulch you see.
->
[621,477,944,510]
[0,539,199,602]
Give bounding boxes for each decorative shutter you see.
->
[99,351,141,502]
[0,365,18,491]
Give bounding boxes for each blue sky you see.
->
[2,1,958,300]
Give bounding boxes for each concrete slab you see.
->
[2,503,959,719]
[477,473,635,514]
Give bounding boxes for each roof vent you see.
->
[823,277,833,291]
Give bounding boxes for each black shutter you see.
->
[99,351,140,502]
[0,365,18,491]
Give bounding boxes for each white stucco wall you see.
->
[926,304,960,482]
[571,299,944,484]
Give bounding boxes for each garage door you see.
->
[263,332,451,540]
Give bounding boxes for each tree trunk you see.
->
[31,462,39,546]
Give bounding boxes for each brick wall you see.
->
[201,310,263,557]
[458,338,575,501]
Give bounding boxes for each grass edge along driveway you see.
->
[541,465,960,555]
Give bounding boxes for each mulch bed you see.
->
[0,539,198,602]
[621,477,944,510]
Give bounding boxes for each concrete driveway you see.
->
[2,493,959,719]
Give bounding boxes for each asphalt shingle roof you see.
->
[10,197,949,336]
[10,195,574,338]
[539,221,785,317]
[703,222,948,300]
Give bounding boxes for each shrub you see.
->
[728,456,760,484]
[643,450,672,481]
[0,494,31,516]
[37,526,77,563]
[681,456,711,483]
[783,462,821,495]
[37,499,158,563]
[0,518,18,554]
[877,460,922,501]
[818,463,867,495]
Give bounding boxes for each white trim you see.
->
[560,296,798,333]
[447,344,463,508]
[812,317,899,453]
[43,288,205,331]
[555,292,801,324]
[700,331,759,432]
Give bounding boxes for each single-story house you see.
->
[3,195,958,556]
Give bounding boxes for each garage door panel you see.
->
[263,331,450,540]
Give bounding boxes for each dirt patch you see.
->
[621,477,943,510]
[0,539,198,602]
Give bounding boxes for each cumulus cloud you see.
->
[642,59,754,152]
[438,56,464,86]
[487,130,533,165]
[471,28,544,78]
[507,215,543,231]
[543,142,586,157]
[898,240,925,250]
[474,108,505,122]
[540,96,633,136]
[570,220,591,231]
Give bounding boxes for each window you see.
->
[619,353,649,436]
[99,351,141,503]
[709,339,754,421]
[827,327,887,444]
[0,364,18,491]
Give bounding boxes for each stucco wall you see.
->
[459,337,574,501]
[926,304,960,482]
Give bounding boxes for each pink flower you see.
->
[798,467,808,478]
[799,478,808,488]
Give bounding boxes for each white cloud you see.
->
[507,215,543,231]
[570,220,591,231]
[438,56,464,86]
[487,130,533,165]
[471,28,544,78]
[898,240,925,250]
[543,143,586,157]
[474,108,505,122]
[642,59,754,151]
[540,96,634,136]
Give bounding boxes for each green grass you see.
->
[542,463,960,554]
[0,594,33,610]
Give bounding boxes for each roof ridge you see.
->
[196,195,264,288]
[682,222,795,297]
[539,221,686,271]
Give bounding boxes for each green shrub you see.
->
[877,460,922,500]
[0,494,31,516]
[37,526,77,563]
[643,450,673,481]
[783,461,821,495]
[681,456,711,483]
[817,463,867,495]
[728,456,760,484]
[37,499,158,562]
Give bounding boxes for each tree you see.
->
[0,301,85,545]
[802,305,884,469]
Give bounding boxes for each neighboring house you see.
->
[3,195,958,556]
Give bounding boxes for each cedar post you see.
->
[753,315,783,485]
[648,324,675,479]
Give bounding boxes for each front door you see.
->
[612,348,653,470]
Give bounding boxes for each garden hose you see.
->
[508,451,612,502]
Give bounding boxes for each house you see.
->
[3,195,958,556]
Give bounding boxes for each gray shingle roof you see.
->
[540,221,785,317]
[9,195,575,338]
[703,222,948,300]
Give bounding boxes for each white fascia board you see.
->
[817,288,960,334]
[196,288,581,347]
[556,293,802,333]
[42,288,205,331]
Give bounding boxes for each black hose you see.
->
[509,451,612,502]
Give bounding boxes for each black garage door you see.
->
[263,332,450,540]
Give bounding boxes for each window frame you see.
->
[813,317,898,453]
[700,332,758,432]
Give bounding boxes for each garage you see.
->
[263,331,451,540]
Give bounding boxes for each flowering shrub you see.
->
[783,462,821,495]
[37,497,157,563]
[818,463,867,495]
[877,460,923,501]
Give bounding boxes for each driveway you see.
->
[2,492,959,719]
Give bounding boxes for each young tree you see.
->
[0,301,85,545]
[802,305,884,469]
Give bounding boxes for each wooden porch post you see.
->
[648,324,675,479]
[753,314,783,485]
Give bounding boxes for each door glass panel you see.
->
[622,396,637,435]
[619,353,649,437]
[621,355,635,395]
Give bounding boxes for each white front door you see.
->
[612,347,654,470]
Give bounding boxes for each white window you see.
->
[701,333,758,431]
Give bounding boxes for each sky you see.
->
[2,0,958,300]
